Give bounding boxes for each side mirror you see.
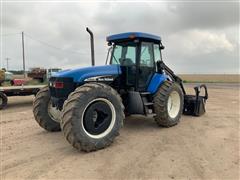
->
[160,45,165,50]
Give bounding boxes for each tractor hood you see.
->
[53,65,121,82]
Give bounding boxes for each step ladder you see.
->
[140,92,156,117]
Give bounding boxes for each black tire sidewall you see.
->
[0,92,7,109]
[71,88,122,146]
[33,87,61,131]
[165,83,184,123]
[154,82,184,127]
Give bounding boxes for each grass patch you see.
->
[183,80,239,83]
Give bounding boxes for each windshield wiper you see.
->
[112,54,119,64]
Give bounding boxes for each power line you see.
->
[1,32,87,55]
[1,32,104,56]
[0,33,21,37]
[24,33,88,55]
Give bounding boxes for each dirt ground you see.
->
[1,84,239,180]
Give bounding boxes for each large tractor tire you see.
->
[61,83,125,152]
[33,86,61,132]
[153,81,184,127]
[0,92,8,110]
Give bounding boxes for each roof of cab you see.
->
[106,32,161,43]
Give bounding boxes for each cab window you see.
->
[153,44,161,62]
[111,44,136,66]
[111,45,122,64]
[140,42,154,67]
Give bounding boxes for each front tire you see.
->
[61,83,125,152]
[153,81,184,127]
[0,92,8,110]
[33,86,61,131]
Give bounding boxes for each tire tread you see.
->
[61,83,125,152]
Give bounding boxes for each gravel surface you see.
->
[1,85,239,179]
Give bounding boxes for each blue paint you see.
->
[107,32,161,42]
[54,65,121,82]
[147,73,167,94]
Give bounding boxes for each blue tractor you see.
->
[33,28,208,152]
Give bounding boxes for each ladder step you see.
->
[144,102,154,106]
[140,92,151,96]
[146,113,156,117]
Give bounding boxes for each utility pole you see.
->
[5,57,10,71]
[22,31,26,78]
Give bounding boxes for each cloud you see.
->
[1,1,239,74]
[164,30,238,74]
[168,30,235,56]
[168,1,239,29]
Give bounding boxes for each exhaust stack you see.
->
[86,27,95,66]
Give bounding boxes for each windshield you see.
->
[110,43,136,66]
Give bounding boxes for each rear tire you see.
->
[33,86,61,132]
[153,81,184,127]
[0,92,8,110]
[61,83,125,152]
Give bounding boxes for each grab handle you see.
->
[194,84,208,100]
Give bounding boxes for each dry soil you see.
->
[1,84,239,180]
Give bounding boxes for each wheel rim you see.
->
[0,98,2,105]
[167,91,181,119]
[47,101,60,122]
[82,98,116,139]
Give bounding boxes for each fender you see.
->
[147,73,167,94]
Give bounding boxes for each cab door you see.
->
[137,42,155,91]
[110,43,137,89]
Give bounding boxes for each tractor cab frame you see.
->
[106,32,165,93]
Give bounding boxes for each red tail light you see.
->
[54,82,64,89]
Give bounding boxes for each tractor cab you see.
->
[106,32,165,92]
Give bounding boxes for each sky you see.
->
[1,1,239,74]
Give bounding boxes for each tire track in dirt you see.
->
[1,87,239,179]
